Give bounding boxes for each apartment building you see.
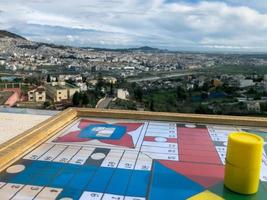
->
[45,82,80,102]
[28,86,46,102]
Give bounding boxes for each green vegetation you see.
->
[72,91,99,107]
[109,99,137,110]
[143,89,189,112]
[198,65,267,75]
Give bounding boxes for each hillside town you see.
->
[1,34,267,115]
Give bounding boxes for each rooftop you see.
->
[46,82,79,90]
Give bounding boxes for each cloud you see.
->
[0,0,267,51]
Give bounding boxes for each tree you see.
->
[149,99,155,111]
[201,92,209,100]
[202,81,210,92]
[72,91,80,106]
[82,93,89,105]
[44,101,51,108]
[46,74,51,82]
[95,74,105,98]
[260,102,267,112]
[66,79,75,85]
[109,83,114,96]
[176,86,186,101]
[195,104,211,114]
[134,86,143,102]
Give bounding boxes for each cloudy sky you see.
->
[1,0,267,51]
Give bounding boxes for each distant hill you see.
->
[0,30,26,40]
[0,30,169,53]
[85,46,169,53]
[129,46,161,51]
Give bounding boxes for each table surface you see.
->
[0,117,266,200]
[0,112,51,145]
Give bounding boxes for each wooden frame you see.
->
[1,107,267,171]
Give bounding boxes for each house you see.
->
[212,79,223,87]
[28,86,46,102]
[247,102,261,112]
[45,82,80,102]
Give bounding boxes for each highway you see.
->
[95,97,113,109]
[127,72,196,83]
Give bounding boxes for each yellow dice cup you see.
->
[224,132,264,194]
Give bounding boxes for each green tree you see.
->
[82,93,89,105]
[66,79,75,85]
[109,83,114,96]
[260,102,267,112]
[176,86,186,101]
[134,86,143,102]
[202,81,210,92]
[201,92,209,100]
[44,101,51,108]
[72,91,80,106]
[195,104,212,114]
[150,98,155,111]
[46,74,51,82]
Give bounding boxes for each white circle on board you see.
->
[90,153,106,160]
[155,137,167,142]
[223,142,227,146]
[185,124,196,128]
[6,164,25,174]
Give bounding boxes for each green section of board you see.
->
[262,182,267,193]
[209,182,266,200]
[240,129,267,153]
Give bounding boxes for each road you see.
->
[95,97,113,109]
[127,72,196,83]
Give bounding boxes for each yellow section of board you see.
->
[187,190,224,200]
[224,132,264,194]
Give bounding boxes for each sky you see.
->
[1,0,267,52]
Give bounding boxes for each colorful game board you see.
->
[0,116,266,200]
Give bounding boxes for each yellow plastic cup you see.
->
[224,132,264,194]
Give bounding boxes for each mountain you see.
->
[133,46,160,51]
[85,46,169,53]
[0,30,26,40]
[0,30,169,53]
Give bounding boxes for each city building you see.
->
[28,86,46,102]
[45,82,80,102]
[212,79,223,87]
[239,79,254,88]
[103,76,117,84]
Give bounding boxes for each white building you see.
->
[239,79,254,88]
[117,89,129,100]
[28,86,46,102]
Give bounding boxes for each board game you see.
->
[0,108,266,200]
